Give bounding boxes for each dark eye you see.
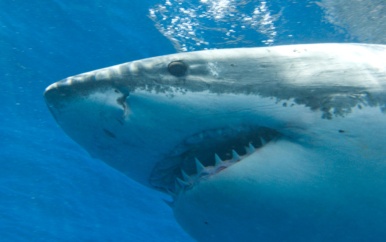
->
[168,61,188,77]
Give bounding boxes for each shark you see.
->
[44,43,386,241]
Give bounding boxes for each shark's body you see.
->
[45,44,386,241]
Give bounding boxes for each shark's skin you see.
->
[44,44,386,241]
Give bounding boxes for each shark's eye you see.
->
[168,61,187,77]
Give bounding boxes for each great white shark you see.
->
[44,44,386,241]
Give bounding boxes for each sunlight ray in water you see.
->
[149,0,280,51]
[319,0,386,43]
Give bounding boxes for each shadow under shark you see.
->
[44,44,386,241]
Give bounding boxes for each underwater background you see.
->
[1,0,384,241]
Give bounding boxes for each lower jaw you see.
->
[172,140,385,241]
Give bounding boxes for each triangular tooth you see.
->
[260,137,267,145]
[166,188,177,198]
[174,180,180,192]
[195,158,205,173]
[163,199,174,208]
[176,177,189,187]
[181,169,191,181]
[232,150,241,161]
[248,143,256,153]
[214,153,222,166]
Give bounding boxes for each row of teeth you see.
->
[168,137,267,197]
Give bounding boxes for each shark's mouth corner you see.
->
[149,126,281,196]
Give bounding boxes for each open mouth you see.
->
[149,126,281,195]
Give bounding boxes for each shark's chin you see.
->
[171,140,385,242]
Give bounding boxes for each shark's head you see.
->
[45,43,386,241]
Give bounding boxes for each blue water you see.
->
[0,0,364,241]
